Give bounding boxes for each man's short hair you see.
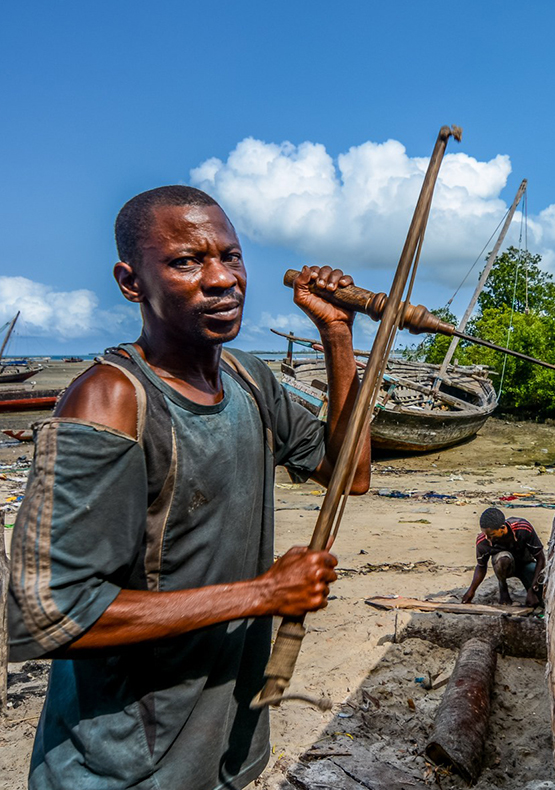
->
[480,507,506,532]
[115,185,220,267]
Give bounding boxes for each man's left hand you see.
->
[526,588,540,607]
[293,266,355,329]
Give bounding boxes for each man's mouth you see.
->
[202,300,242,321]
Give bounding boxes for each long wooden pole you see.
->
[252,125,461,709]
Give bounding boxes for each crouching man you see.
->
[462,507,545,607]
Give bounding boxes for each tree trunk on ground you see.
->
[545,517,555,755]
[397,611,546,659]
[0,511,9,715]
[426,638,496,785]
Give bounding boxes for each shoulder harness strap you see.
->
[220,350,274,454]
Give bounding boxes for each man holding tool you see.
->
[462,507,545,606]
[8,185,369,790]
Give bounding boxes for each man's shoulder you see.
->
[476,532,488,546]
[507,518,535,534]
[55,362,139,438]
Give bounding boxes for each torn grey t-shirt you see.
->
[8,347,325,790]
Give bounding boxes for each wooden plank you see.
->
[365,595,534,617]
[288,755,428,789]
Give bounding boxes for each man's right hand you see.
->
[258,546,338,617]
[461,589,474,604]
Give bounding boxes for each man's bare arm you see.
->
[65,547,336,652]
[52,368,337,653]
[292,266,370,495]
[462,564,487,603]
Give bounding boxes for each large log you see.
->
[396,611,546,659]
[545,517,555,753]
[426,638,496,784]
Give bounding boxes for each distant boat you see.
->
[0,388,62,413]
[62,356,84,363]
[0,312,42,384]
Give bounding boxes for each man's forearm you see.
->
[63,545,337,653]
[314,322,370,494]
[66,582,271,652]
[463,565,487,601]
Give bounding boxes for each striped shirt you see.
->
[476,518,543,568]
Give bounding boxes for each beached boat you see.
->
[0,388,61,413]
[0,313,42,383]
[276,331,497,453]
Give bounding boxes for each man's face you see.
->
[483,524,510,544]
[134,203,247,346]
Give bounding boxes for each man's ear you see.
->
[114,261,143,303]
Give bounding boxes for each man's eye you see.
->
[171,257,198,267]
[226,253,242,264]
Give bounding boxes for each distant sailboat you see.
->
[0,312,42,384]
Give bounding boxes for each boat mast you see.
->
[0,311,20,365]
[434,179,527,386]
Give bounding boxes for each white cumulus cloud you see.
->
[0,276,138,340]
[191,136,555,286]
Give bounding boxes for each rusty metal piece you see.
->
[283,270,555,372]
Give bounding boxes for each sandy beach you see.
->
[2,360,555,788]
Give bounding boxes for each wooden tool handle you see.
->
[284,269,454,337]
[283,269,388,319]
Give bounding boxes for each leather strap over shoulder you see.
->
[221,350,274,453]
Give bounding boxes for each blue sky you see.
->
[2,1,555,354]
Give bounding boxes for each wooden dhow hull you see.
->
[282,358,497,454]
[0,388,61,412]
[0,367,41,384]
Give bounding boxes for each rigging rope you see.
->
[446,209,510,307]
[499,194,528,395]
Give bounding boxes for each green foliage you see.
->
[415,249,555,416]
[477,247,555,316]
[466,308,555,415]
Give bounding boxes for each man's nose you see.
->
[201,258,238,291]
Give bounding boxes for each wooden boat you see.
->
[0,312,42,383]
[0,366,41,384]
[0,388,61,413]
[2,429,33,441]
[276,332,497,453]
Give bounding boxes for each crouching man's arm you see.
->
[526,550,546,607]
[462,564,487,603]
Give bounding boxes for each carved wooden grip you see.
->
[283,269,454,337]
